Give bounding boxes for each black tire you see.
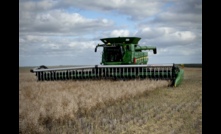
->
[38,65,48,69]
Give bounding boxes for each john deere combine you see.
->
[30,37,184,87]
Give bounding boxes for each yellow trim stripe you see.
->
[136,56,148,61]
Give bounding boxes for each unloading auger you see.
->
[30,37,184,87]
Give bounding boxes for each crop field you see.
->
[19,66,202,134]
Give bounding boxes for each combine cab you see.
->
[30,37,184,87]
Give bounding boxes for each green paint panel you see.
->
[174,69,184,87]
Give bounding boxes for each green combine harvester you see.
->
[30,37,184,87]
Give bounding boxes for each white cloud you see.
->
[68,41,96,49]
[110,29,130,37]
[136,27,165,39]
[174,31,196,41]
[20,9,114,35]
[136,26,197,45]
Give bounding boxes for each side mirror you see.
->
[153,48,157,54]
[95,44,99,52]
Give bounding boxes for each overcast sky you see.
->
[19,0,202,67]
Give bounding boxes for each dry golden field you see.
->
[19,67,202,134]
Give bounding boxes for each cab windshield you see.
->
[104,46,123,62]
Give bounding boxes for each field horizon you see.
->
[19,63,202,68]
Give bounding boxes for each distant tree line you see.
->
[176,63,202,68]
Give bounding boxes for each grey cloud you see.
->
[137,0,202,29]
[57,0,167,20]
[169,0,202,14]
